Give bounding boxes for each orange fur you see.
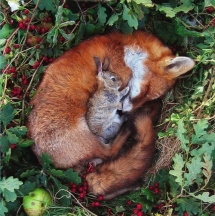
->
[27,30,195,196]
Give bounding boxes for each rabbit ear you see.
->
[103,57,110,70]
[94,57,102,73]
[165,57,195,78]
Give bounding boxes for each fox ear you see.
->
[94,56,102,73]
[165,57,195,78]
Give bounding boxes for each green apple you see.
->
[23,188,52,216]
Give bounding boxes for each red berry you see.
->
[206,6,214,14]
[10,144,16,149]
[136,203,142,210]
[36,37,42,43]
[9,19,14,25]
[94,202,100,207]
[183,211,189,216]
[149,185,154,190]
[154,182,159,187]
[4,47,10,54]
[47,17,52,22]
[126,200,132,205]
[212,205,215,211]
[18,21,26,30]
[137,212,143,216]
[79,192,85,199]
[36,45,40,49]
[41,28,46,34]
[23,79,28,85]
[106,208,111,214]
[14,44,20,49]
[49,58,54,63]
[133,209,140,214]
[63,4,69,8]
[24,9,29,14]
[59,36,65,42]
[154,188,159,194]
[97,195,104,201]
[11,67,16,73]
[36,26,41,33]
[30,25,36,31]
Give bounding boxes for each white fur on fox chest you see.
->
[123,46,148,112]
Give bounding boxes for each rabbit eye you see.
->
[111,77,116,82]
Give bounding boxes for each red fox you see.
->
[27,30,195,198]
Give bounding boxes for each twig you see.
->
[3,28,19,55]
[21,59,44,124]
[197,66,215,118]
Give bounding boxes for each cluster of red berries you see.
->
[126,200,144,216]
[11,86,22,98]
[149,182,160,194]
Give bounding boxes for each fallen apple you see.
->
[23,188,52,216]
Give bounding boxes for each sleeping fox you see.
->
[27,30,195,198]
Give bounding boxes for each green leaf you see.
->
[141,188,155,201]
[33,0,57,13]
[107,14,119,26]
[64,168,81,184]
[0,55,7,70]
[51,169,64,177]
[134,0,154,7]
[194,192,215,203]
[169,153,185,186]
[0,24,14,39]
[156,5,177,18]
[0,135,10,153]
[169,175,180,197]
[59,29,75,41]
[176,119,189,152]
[192,119,209,143]
[8,126,27,136]
[0,200,8,216]
[0,176,23,193]
[6,130,19,144]
[59,21,75,28]
[191,142,215,157]
[18,139,34,148]
[175,197,201,215]
[123,4,138,29]
[3,189,17,202]
[20,169,40,178]
[97,4,107,26]
[19,181,37,196]
[0,103,14,126]
[184,157,203,187]
[41,153,53,169]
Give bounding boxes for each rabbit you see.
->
[86,57,129,143]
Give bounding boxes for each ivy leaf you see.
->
[194,192,215,203]
[123,4,138,29]
[175,197,201,215]
[141,188,155,201]
[0,103,14,127]
[184,157,203,187]
[64,168,81,184]
[3,189,17,202]
[59,29,74,41]
[169,153,185,186]
[33,0,57,13]
[107,13,119,26]
[97,4,107,26]
[0,176,23,193]
[176,119,189,152]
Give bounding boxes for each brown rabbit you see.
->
[86,57,129,143]
[27,30,195,197]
